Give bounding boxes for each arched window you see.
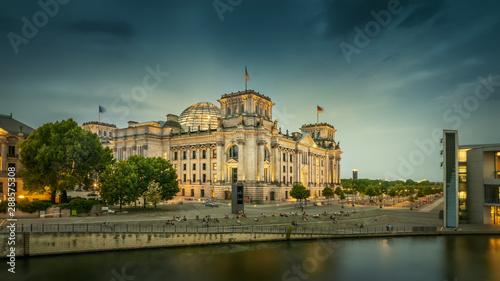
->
[317,132,321,139]
[228,145,238,159]
[312,132,315,139]
[228,106,232,115]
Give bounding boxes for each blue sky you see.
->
[1,0,499,181]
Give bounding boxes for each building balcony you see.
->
[7,153,18,158]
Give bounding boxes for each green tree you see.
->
[19,119,114,203]
[388,186,398,204]
[322,187,334,204]
[144,181,162,210]
[128,155,179,207]
[100,160,139,211]
[334,186,343,198]
[290,183,311,205]
[365,185,378,202]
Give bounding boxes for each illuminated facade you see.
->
[443,129,500,225]
[90,90,343,202]
[0,113,37,201]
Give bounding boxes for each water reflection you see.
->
[1,235,499,281]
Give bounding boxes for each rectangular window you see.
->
[283,153,287,162]
[203,163,206,170]
[183,151,187,160]
[183,164,187,171]
[213,163,217,170]
[8,163,15,170]
[290,176,292,184]
[193,174,196,182]
[213,150,217,158]
[201,189,205,197]
[202,150,207,159]
[290,166,293,173]
[290,154,293,162]
[203,174,207,183]
[183,174,186,182]
[0,182,3,193]
[213,174,217,183]
[192,150,196,159]
[283,176,286,184]
[8,146,15,157]
[283,166,286,173]
[175,164,178,170]
[174,152,178,160]
[193,164,196,171]
[190,189,195,197]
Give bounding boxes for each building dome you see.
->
[178,102,221,131]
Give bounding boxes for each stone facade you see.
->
[86,90,343,203]
[0,114,41,201]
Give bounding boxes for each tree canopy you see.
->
[19,119,114,203]
[290,183,311,202]
[99,155,179,210]
[100,160,139,211]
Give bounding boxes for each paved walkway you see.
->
[418,197,443,212]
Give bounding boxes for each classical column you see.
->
[336,157,341,185]
[237,139,245,182]
[1,140,7,172]
[216,141,224,184]
[197,146,201,185]
[186,147,191,184]
[208,146,212,184]
[257,140,266,182]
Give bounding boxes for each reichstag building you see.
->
[82,90,343,203]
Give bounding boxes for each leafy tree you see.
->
[144,181,162,210]
[334,186,343,197]
[290,183,311,204]
[365,185,378,201]
[100,160,139,211]
[128,155,179,207]
[322,187,334,204]
[339,191,346,204]
[18,119,114,203]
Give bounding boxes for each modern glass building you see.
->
[443,129,500,225]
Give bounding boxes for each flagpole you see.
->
[245,66,247,91]
[99,105,101,123]
[317,107,319,124]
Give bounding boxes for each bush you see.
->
[0,201,8,214]
[17,200,53,213]
[59,198,101,214]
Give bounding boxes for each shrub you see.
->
[17,200,52,213]
[59,198,100,214]
[0,201,8,214]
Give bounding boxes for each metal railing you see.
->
[0,223,438,235]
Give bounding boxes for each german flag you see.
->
[317,106,324,113]
[245,66,249,82]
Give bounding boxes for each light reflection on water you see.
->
[2,235,500,281]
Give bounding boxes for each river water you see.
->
[3,235,500,281]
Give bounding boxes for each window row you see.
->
[173,150,217,160]
[177,163,217,171]
[181,174,217,184]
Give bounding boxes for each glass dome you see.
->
[178,102,221,131]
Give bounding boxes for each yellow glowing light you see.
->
[18,195,25,199]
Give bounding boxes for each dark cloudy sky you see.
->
[1,0,500,181]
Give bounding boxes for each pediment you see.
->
[227,158,238,164]
[297,134,317,147]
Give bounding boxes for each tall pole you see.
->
[245,66,249,91]
[317,108,319,124]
